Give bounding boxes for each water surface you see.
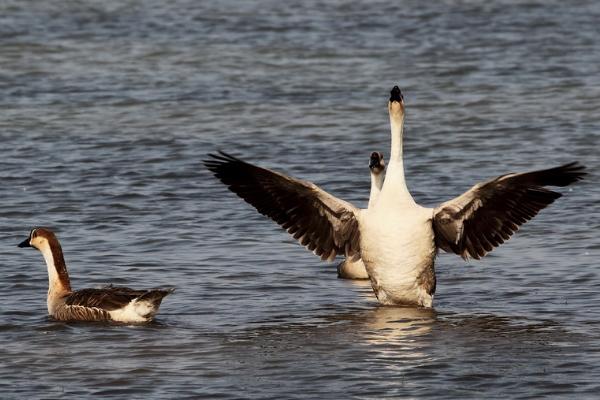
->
[1,1,599,398]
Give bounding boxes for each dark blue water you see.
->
[1,1,599,398]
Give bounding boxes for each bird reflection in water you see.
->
[355,306,437,362]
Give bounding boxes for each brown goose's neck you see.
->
[38,239,72,296]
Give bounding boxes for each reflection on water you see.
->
[223,307,596,398]
[358,306,436,345]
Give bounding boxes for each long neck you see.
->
[39,242,72,296]
[381,105,413,203]
[390,111,404,164]
[368,171,384,208]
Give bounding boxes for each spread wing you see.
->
[432,162,586,260]
[64,286,164,311]
[204,151,361,262]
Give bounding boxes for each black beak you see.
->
[390,86,403,102]
[369,157,379,169]
[18,238,31,248]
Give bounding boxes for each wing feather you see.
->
[205,151,361,261]
[433,162,585,260]
[64,286,173,311]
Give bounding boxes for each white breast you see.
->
[359,204,436,306]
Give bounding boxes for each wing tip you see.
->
[203,150,242,168]
[547,161,587,187]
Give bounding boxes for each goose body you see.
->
[18,228,173,322]
[337,151,385,280]
[206,86,586,307]
[360,203,436,305]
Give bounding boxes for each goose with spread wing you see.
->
[205,86,585,307]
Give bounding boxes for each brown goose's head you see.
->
[18,227,71,291]
[18,227,58,250]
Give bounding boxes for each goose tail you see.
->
[132,288,175,320]
[138,288,175,306]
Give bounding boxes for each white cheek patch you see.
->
[28,228,37,246]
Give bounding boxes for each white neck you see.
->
[368,171,384,208]
[38,242,69,299]
[380,104,413,204]
[389,110,404,164]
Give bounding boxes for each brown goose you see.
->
[205,86,585,307]
[18,228,173,322]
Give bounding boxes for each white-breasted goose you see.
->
[205,86,586,307]
[18,228,174,322]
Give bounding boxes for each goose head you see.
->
[18,227,71,292]
[369,151,385,175]
[388,85,405,118]
[18,227,56,251]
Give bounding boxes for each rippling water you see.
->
[1,1,599,398]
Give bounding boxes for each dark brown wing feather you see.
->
[204,151,361,262]
[433,162,586,260]
[64,286,174,311]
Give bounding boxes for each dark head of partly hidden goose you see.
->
[369,152,385,174]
